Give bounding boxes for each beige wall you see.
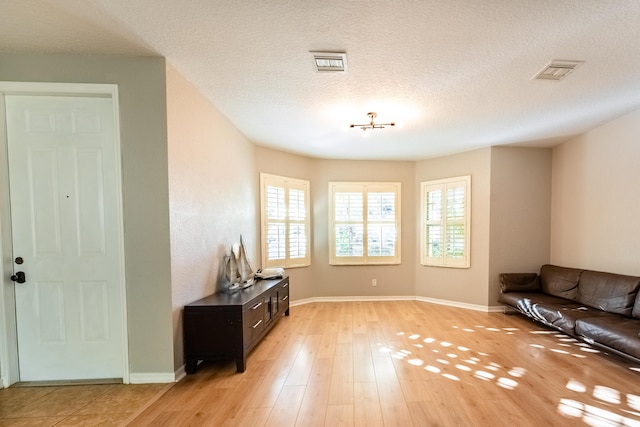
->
[488,147,551,305]
[309,160,416,298]
[166,64,260,369]
[250,152,418,300]
[0,53,174,377]
[415,148,492,306]
[551,109,640,275]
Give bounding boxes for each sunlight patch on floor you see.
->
[594,386,620,405]
[390,319,640,425]
[566,379,587,393]
[628,394,640,411]
[474,370,495,381]
[558,399,640,427]
[497,377,518,390]
[508,367,526,378]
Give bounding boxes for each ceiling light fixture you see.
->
[350,112,395,132]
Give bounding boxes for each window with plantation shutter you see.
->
[260,173,310,268]
[421,175,470,268]
[329,182,401,265]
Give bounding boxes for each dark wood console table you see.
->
[183,276,289,374]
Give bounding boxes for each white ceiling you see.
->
[3,0,640,160]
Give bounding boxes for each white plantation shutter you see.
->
[425,188,443,259]
[260,173,310,268]
[334,191,364,258]
[329,182,401,265]
[421,176,470,268]
[367,191,396,257]
[266,185,286,261]
[287,186,307,261]
[445,185,466,259]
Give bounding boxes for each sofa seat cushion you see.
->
[575,317,640,360]
[576,270,640,317]
[540,265,584,300]
[531,302,618,335]
[499,292,570,317]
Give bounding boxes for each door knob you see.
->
[10,271,26,284]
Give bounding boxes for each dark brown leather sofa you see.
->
[499,264,640,364]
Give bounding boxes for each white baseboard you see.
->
[174,364,187,383]
[129,372,176,384]
[290,297,315,307]
[292,295,414,306]
[415,296,503,312]
[291,296,502,312]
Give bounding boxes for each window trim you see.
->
[420,175,471,268]
[328,181,401,265]
[260,173,310,269]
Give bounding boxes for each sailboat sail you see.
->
[224,250,241,290]
[224,236,255,291]
[237,236,255,288]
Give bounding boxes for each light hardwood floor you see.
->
[2,301,639,426]
[129,301,640,426]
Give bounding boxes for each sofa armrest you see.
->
[500,273,540,293]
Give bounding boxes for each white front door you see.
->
[5,95,125,381]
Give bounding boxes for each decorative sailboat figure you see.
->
[237,236,255,288]
[224,249,241,291]
[224,236,255,291]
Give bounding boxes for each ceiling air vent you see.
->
[533,60,584,81]
[311,51,347,72]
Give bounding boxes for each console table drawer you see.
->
[280,281,290,313]
[243,299,265,344]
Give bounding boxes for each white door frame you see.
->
[0,82,129,387]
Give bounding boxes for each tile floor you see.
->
[0,383,170,426]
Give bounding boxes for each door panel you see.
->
[5,95,124,381]
[30,149,63,255]
[37,281,65,342]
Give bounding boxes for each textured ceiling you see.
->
[2,1,640,160]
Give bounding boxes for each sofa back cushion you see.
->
[540,264,583,300]
[633,289,640,319]
[576,271,640,317]
[499,273,540,293]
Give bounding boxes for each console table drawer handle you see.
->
[251,302,262,310]
[283,296,288,301]
[252,319,263,329]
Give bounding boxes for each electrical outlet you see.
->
[372,279,377,287]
